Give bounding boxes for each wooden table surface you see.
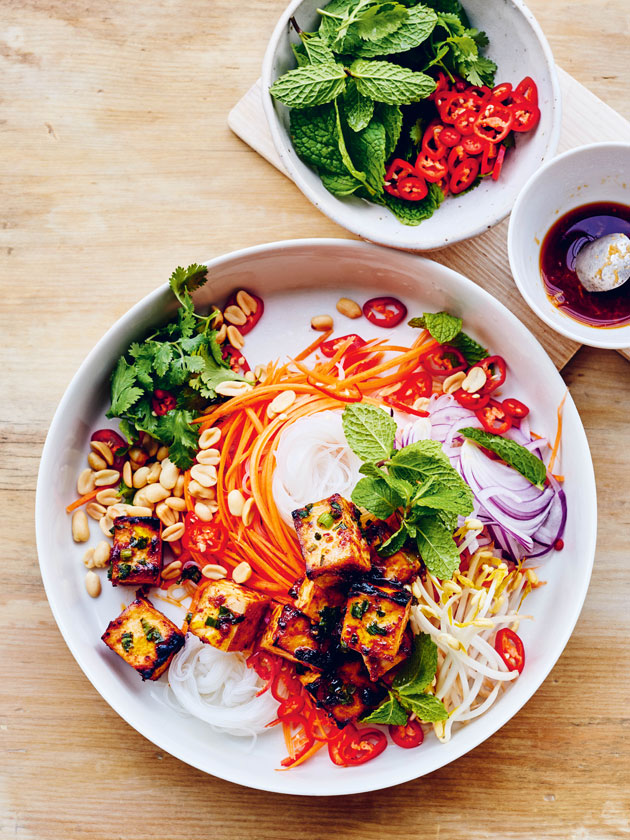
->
[2,1,629,837]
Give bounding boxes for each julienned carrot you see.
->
[548,390,567,474]
[294,328,332,361]
[66,488,101,513]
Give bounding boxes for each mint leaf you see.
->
[393,632,438,695]
[355,2,408,41]
[290,104,348,175]
[343,80,374,132]
[291,42,309,67]
[411,471,474,517]
[349,58,436,105]
[377,523,408,557]
[383,181,443,225]
[342,403,397,461]
[352,476,403,519]
[388,439,451,481]
[451,331,488,365]
[375,102,402,158]
[346,117,387,192]
[423,311,463,344]
[361,691,408,725]
[270,62,347,108]
[415,515,461,579]
[108,358,143,416]
[333,100,375,193]
[355,3,437,57]
[301,34,337,64]
[460,427,548,489]
[321,171,362,196]
[399,691,448,722]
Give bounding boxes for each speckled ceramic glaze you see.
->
[262,0,561,251]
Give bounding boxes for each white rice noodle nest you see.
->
[272,410,362,526]
[167,634,278,738]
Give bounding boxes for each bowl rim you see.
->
[36,237,597,796]
[261,0,563,252]
[507,140,630,349]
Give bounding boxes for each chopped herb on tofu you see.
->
[290,576,347,624]
[188,579,269,652]
[292,494,371,581]
[110,516,162,586]
[101,592,184,681]
[259,604,331,671]
[341,580,412,681]
[299,658,387,727]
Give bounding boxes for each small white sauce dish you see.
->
[508,141,630,349]
[262,0,561,252]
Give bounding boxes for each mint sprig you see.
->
[343,405,472,580]
[362,633,448,724]
[408,310,488,364]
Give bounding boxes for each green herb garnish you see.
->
[366,621,388,636]
[317,511,335,529]
[350,599,370,620]
[408,310,488,364]
[459,427,547,489]
[140,618,163,643]
[362,633,448,724]
[120,632,134,652]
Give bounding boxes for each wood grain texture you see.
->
[1,2,629,838]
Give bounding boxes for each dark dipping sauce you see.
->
[540,201,630,327]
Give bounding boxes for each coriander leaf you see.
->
[460,428,547,489]
[393,632,438,695]
[352,476,403,519]
[376,523,408,557]
[422,311,463,344]
[342,403,397,461]
[169,264,209,307]
[117,480,135,505]
[290,104,348,175]
[349,59,436,105]
[361,691,408,725]
[346,117,387,193]
[355,3,437,57]
[107,358,143,416]
[415,515,461,579]
[355,2,408,42]
[459,53,497,87]
[451,331,488,364]
[301,34,337,64]
[399,691,448,722]
[424,0,470,25]
[159,409,199,469]
[269,62,347,108]
[153,342,174,378]
[321,171,362,196]
[343,79,375,132]
[375,102,402,158]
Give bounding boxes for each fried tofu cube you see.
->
[300,658,387,728]
[101,593,185,680]
[341,580,412,681]
[109,516,162,586]
[363,521,421,585]
[290,576,347,624]
[260,604,330,671]
[292,494,370,581]
[188,579,270,652]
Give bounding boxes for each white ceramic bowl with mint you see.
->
[37,238,596,796]
[508,142,630,349]
[261,0,561,251]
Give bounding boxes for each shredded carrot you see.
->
[66,488,101,513]
[294,328,332,361]
[548,390,567,474]
[277,739,325,770]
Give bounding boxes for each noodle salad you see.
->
[67,264,566,769]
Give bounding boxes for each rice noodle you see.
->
[166,634,278,738]
[272,410,362,526]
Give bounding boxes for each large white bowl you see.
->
[37,239,595,796]
[508,142,630,349]
[262,0,561,251]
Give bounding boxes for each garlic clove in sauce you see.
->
[574,232,630,292]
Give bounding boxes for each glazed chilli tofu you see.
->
[260,604,332,671]
[363,521,422,585]
[299,658,387,727]
[292,493,371,582]
[109,516,162,586]
[188,579,270,652]
[101,593,185,680]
